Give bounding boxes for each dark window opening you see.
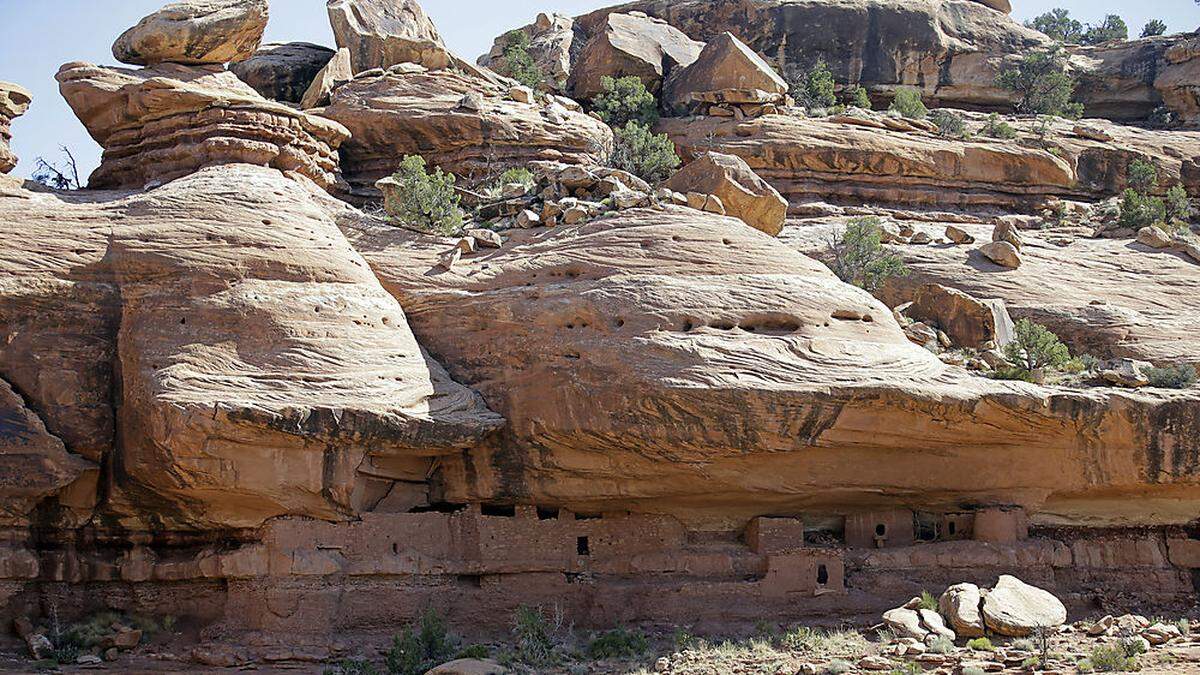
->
[817,564,829,586]
[875,523,887,536]
[575,513,602,521]
[392,542,398,555]
[409,502,466,514]
[948,522,957,535]
[577,536,590,556]
[537,507,559,520]
[456,574,482,588]
[481,504,516,517]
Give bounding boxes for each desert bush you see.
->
[917,590,938,611]
[324,659,380,675]
[1118,189,1167,230]
[980,113,1018,139]
[608,121,680,184]
[1027,8,1084,43]
[1082,15,1129,45]
[1165,184,1193,227]
[930,109,966,137]
[1004,319,1072,373]
[966,637,995,651]
[382,156,464,235]
[500,30,543,89]
[926,636,954,654]
[1142,20,1168,37]
[593,75,659,128]
[511,605,557,666]
[587,628,648,659]
[889,87,928,119]
[1128,159,1159,193]
[32,146,82,191]
[827,217,909,292]
[780,627,868,655]
[847,85,872,109]
[384,609,456,675]
[1145,364,1198,389]
[791,59,838,112]
[1086,643,1139,671]
[996,48,1082,118]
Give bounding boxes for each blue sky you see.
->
[1,0,1197,183]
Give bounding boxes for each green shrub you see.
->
[382,156,464,235]
[1082,15,1129,45]
[455,645,490,660]
[917,590,938,611]
[1145,365,1198,389]
[848,85,872,109]
[926,635,954,654]
[1142,20,1168,38]
[587,628,648,659]
[1118,188,1167,230]
[981,113,1018,139]
[962,667,988,675]
[887,664,922,675]
[501,30,543,89]
[1005,319,1072,373]
[325,659,381,675]
[1128,159,1159,193]
[1149,105,1176,129]
[889,87,928,119]
[608,121,680,184]
[1165,184,1192,227]
[791,59,839,112]
[996,47,1083,118]
[1087,643,1139,671]
[827,217,909,292]
[593,75,659,128]
[512,605,556,666]
[384,609,456,675]
[930,109,966,137]
[1027,8,1084,43]
[966,637,995,652]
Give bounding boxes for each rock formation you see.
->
[0,81,30,174]
[112,0,268,66]
[478,13,579,92]
[326,0,451,73]
[230,41,336,103]
[569,11,704,100]
[664,151,787,235]
[300,47,352,109]
[662,32,788,116]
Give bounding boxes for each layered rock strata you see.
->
[0,82,31,174]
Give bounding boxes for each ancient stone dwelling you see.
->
[1,0,1200,671]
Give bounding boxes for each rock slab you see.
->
[113,0,268,66]
[981,575,1067,636]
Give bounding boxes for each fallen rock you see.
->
[1143,622,1183,646]
[665,152,786,235]
[981,575,1068,637]
[992,220,1024,250]
[918,608,956,641]
[230,42,336,103]
[663,32,788,115]
[858,655,894,671]
[570,12,703,100]
[908,283,1014,350]
[57,62,348,191]
[112,0,268,66]
[1101,358,1153,388]
[939,583,985,638]
[424,658,507,675]
[0,81,31,174]
[300,47,353,109]
[327,0,450,73]
[978,241,1021,269]
[883,607,928,640]
[946,225,975,245]
[1136,225,1173,249]
[467,228,503,249]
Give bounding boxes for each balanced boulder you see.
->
[112,0,268,66]
[230,42,336,104]
[664,152,787,236]
[327,0,450,73]
[981,575,1068,636]
[0,81,31,174]
[908,284,1014,350]
[569,12,703,100]
[664,32,788,115]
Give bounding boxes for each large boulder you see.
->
[980,575,1067,636]
[300,47,353,109]
[112,0,268,66]
[663,32,788,114]
[230,42,336,104]
[939,583,985,638]
[321,63,612,195]
[56,61,349,191]
[569,12,704,100]
[664,152,787,236]
[907,283,1014,349]
[327,0,451,73]
[0,81,31,174]
[479,13,578,93]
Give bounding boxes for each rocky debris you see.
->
[321,63,611,195]
[300,47,353,109]
[1073,33,1200,124]
[569,12,703,100]
[13,617,53,660]
[945,225,974,245]
[1156,34,1200,126]
[425,658,507,675]
[479,13,577,93]
[978,241,1021,269]
[1136,225,1173,249]
[981,575,1068,637]
[664,151,787,235]
[57,62,348,191]
[939,583,985,638]
[663,32,788,117]
[327,0,450,73]
[0,81,31,174]
[907,284,1013,350]
[1100,358,1153,388]
[992,221,1023,251]
[230,41,336,103]
[112,0,268,66]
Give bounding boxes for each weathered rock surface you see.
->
[664,151,787,235]
[479,13,578,92]
[907,283,1012,349]
[300,47,353,109]
[327,0,450,73]
[939,582,985,637]
[0,81,31,174]
[569,11,704,100]
[322,64,612,195]
[56,61,349,191]
[112,0,268,66]
[980,575,1067,636]
[663,31,788,115]
[660,112,1200,211]
[1072,33,1200,125]
[230,42,336,103]
[978,241,1021,269]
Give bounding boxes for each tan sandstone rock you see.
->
[56,61,348,191]
[479,13,577,93]
[570,12,704,100]
[327,0,450,73]
[113,0,268,66]
[908,284,1013,350]
[664,152,787,236]
[939,583,985,638]
[1137,225,1173,249]
[301,47,353,109]
[230,42,336,104]
[980,575,1067,636]
[978,241,1021,269]
[663,32,788,114]
[425,659,507,675]
[0,82,31,174]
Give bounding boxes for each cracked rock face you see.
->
[0,81,31,174]
[112,0,269,66]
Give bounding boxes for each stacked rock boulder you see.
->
[0,82,31,174]
[229,41,336,103]
[57,0,349,191]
